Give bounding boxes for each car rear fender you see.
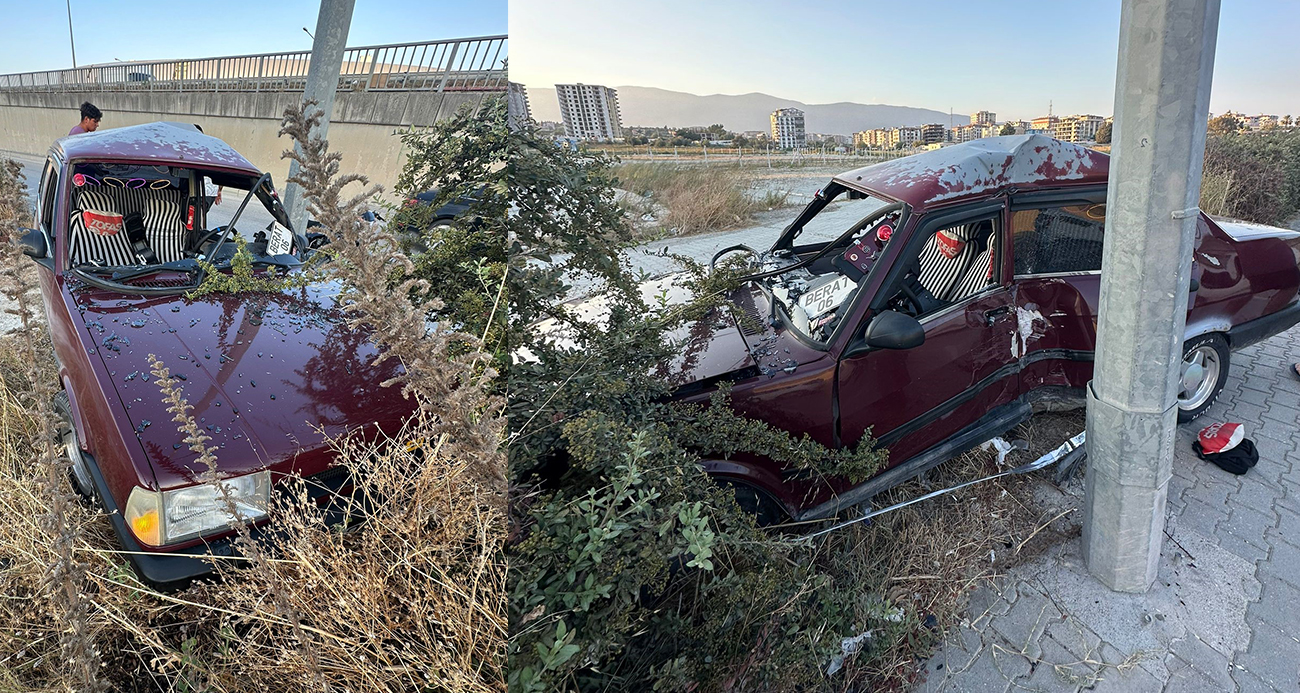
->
[1182,317,1232,344]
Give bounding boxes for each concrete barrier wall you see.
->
[0,89,494,197]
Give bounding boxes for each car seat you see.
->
[917,223,980,302]
[69,186,187,266]
[950,229,998,301]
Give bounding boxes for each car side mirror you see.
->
[861,310,926,351]
[17,228,48,259]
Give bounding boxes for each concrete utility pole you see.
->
[1083,0,1221,592]
[282,0,356,233]
[66,0,77,68]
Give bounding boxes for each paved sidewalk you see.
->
[918,328,1300,692]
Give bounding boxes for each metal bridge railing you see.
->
[0,36,507,94]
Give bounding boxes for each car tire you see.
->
[1178,333,1230,424]
[721,480,788,527]
[53,391,96,501]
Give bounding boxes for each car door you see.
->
[836,202,1022,468]
[1008,189,1108,393]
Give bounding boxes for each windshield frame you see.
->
[60,159,301,296]
[751,194,910,350]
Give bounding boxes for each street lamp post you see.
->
[282,0,356,234]
[1083,0,1222,592]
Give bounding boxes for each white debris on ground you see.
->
[980,436,1028,467]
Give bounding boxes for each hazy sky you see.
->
[511,0,1298,120]
[0,0,505,74]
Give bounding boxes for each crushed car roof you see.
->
[833,134,1109,208]
[54,121,261,174]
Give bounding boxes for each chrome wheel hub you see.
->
[1178,345,1221,411]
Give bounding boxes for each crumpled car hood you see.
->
[71,280,414,489]
[526,274,813,388]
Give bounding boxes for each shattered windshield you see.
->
[66,162,299,296]
[737,185,902,344]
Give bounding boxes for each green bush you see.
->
[506,123,903,691]
[1201,129,1300,225]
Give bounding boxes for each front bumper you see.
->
[85,451,355,591]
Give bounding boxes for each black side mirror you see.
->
[18,228,48,259]
[863,310,925,350]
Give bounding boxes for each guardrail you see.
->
[0,36,507,94]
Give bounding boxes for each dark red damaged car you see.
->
[616,135,1300,523]
[16,122,415,588]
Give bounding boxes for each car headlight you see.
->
[124,471,271,547]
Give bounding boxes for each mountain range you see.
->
[524,85,968,135]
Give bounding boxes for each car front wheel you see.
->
[1177,333,1229,423]
[53,391,96,501]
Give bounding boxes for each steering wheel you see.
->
[192,226,231,253]
[898,279,925,315]
[710,244,762,272]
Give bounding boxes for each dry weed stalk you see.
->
[279,102,505,493]
[0,159,104,690]
[148,354,327,691]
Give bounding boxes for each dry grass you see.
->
[1200,168,1237,218]
[0,102,506,692]
[817,411,1085,689]
[616,163,791,235]
[0,341,504,690]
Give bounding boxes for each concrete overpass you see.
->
[0,36,506,197]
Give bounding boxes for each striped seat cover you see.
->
[69,186,186,266]
[917,223,979,302]
[950,231,997,301]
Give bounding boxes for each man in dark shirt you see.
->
[68,102,102,135]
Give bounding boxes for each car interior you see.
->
[65,163,287,271]
[886,218,999,318]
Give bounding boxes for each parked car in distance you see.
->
[404,186,482,230]
[626,135,1300,523]
[18,122,416,588]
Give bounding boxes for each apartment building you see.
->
[854,128,890,148]
[920,123,945,145]
[555,83,625,142]
[507,82,532,132]
[1246,114,1280,130]
[948,123,986,143]
[1030,115,1059,135]
[971,110,996,126]
[1003,120,1030,135]
[771,108,807,149]
[1054,114,1105,142]
[888,126,921,148]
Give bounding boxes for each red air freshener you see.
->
[1198,422,1244,454]
[82,209,122,237]
[935,230,965,259]
[186,205,195,230]
[72,173,85,187]
[877,224,893,242]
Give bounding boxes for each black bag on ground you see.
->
[1192,438,1259,475]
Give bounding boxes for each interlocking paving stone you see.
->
[916,325,1300,691]
[988,583,1063,660]
[1166,632,1236,690]
[1081,660,1164,692]
[1014,634,1094,692]
[1232,668,1286,693]
[1256,533,1300,590]
[1245,578,1300,632]
[1234,618,1300,691]
[1174,496,1227,537]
